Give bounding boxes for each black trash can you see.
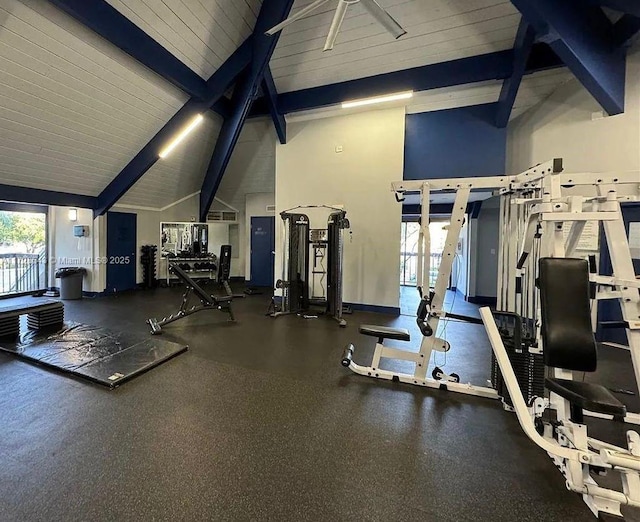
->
[55,267,87,300]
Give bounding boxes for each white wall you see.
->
[473,197,500,299]
[49,206,97,292]
[508,51,640,174]
[245,193,275,283]
[275,107,405,309]
[216,120,277,279]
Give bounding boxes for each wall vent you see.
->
[206,210,238,223]
[266,205,276,212]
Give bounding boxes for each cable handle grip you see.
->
[341,344,355,367]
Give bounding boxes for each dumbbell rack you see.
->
[161,256,217,286]
[140,245,158,289]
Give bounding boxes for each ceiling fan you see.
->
[265,0,407,52]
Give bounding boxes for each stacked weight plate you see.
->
[27,304,64,331]
[0,316,20,339]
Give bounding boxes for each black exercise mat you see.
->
[0,322,188,387]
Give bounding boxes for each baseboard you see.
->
[467,295,497,306]
[346,303,401,316]
[230,276,245,282]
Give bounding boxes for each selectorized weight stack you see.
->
[270,206,350,327]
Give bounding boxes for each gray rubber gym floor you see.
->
[1,285,638,521]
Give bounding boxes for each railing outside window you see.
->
[0,252,45,296]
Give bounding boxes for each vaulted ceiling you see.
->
[0,0,636,210]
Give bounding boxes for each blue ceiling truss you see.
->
[198,0,295,222]
[263,66,287,145]
[495,19,536,128]
[0,184,96,209]
[511,0,626,115]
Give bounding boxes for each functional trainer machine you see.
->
[270,206,350,327]
[147,263,234,334]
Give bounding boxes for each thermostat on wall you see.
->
[73,225,89,237]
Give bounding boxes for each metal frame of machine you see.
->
[270,205,350,327]
[342,160,640,401]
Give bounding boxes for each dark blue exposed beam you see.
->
[588,0,640,17]
[0,184,97,209]
[263,66,287,144]
[613,14,640,47]
[94,39,253,217]
[47,0,208,101]
[496,19,535,128]
[199,0,295,221]
[278,44,563,114]
[511,0,626,115]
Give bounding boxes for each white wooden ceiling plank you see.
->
[0,6,186,114]
[274,3,517,58]
[276,0,508,42]
[0,106,136,159]
[0,49,174,128]
[0,161,108,190]
[3,0,187,110]
[271,14,518,71]
[274,33,516,92]
[216,0,256,35]
[0,120,131,167]
[161,0,236,62]
[0,69,164,143]
[0,131,131,172]
[136,0,222,73]
[105,0,200,74]
[0,86,153,153]
[172,0,243,57]
[0,143,116,178]
[0,172,103,196]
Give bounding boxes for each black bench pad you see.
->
[546,378,626,417]
[359,325,410,342]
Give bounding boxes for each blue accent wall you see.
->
[404,103,507,180]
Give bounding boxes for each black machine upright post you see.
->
[271,207,349,327]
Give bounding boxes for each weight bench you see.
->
[147,263,234,335]
[0,299,64,340]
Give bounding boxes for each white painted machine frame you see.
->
[343,159,639,404]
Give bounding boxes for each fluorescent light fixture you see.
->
[68,208,78,222]
[159,114,204,159]
[342,91,413,109]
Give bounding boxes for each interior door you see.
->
[106,212,137,293]
[250,216,275,287]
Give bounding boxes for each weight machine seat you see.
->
[545,378,626,417]
[359,325,410,342]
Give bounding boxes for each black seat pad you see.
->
[546,378,626,417]
[359,325,410,341]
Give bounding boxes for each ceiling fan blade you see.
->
[359,0,407,39]
[323,0,350,51]
[266,0,333,36]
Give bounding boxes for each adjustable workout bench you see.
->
[147,263,234,335]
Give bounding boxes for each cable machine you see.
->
[270,205,350,327]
